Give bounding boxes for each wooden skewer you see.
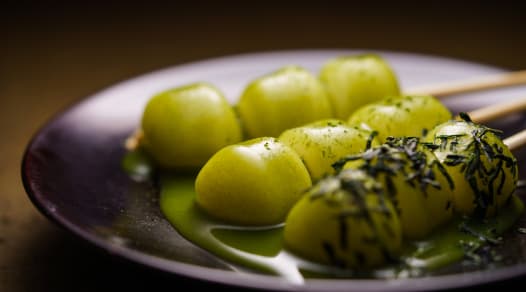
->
[464,96,526,124]
[406,70,526,98]
[504,129,526,151]
[125,129,143,151]
[464,96,526,151]
[462,96,526,151]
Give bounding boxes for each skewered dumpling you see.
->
[195,137,312,225]
[237,66,333,138]
[319,54,400,120]
[279,119,379,181]
[141,83,242,168]
[340,137,454,239]
[284,168,402,268]
[424,114,518,217]
[348,95,451,142]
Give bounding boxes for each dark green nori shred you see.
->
[488,160,503,195]
[382,221,396,238]
[440,137,448,151]
[459,221,501,245]
[384,175,396,198]
[338,217,349,250]
[497,167,506,195]
[332,154,362,172]
[421,128,428,137]
[488,127,504,136]
[450,140,459,152]
[436,134,467,139]
[460,163,467,173]
[404,172,418,187]
[366,131,378,150]
[421,142,440,150]
[322,241,346,268]
[495,153,514,166]
[468,149,481,178]
[459,112,473,122]
[435,160,455,189]
[511,159,518,177]
[355,251,366,266]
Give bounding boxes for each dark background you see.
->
[2,1,526,291]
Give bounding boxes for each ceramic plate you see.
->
[22,50,526,291]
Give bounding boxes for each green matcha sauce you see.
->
[123,151,524,284]
[159,174,523,284]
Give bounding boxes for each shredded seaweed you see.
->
[430,114,516,217]
[459,221,501,245]
[309,168,395,268]
[366,130,378,151]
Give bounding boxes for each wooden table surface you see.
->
[2,2,526,291]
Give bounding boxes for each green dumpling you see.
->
[279,119,379,181]
[195,137,312,226]
[237,66,333,138]
[348,95,451,143]
[319,54,400,119]
[284,168,402,268]
[341,137,454,239]
[424,115,518,218]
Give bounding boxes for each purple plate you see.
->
[22,50,526,291]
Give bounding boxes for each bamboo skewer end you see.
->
[125,129,144,151]
[405,70,526,98]
[504,129,526,151]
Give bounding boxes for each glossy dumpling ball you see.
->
[195,137,312,226]
[237,66,333,138]
[348,95,451,143]
[319,54,400,119]
[141,83,242,168]
[279,119,379,181]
